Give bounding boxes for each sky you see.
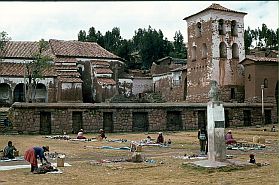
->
[0,1,278,42]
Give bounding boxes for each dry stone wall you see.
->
[10,102,276,134]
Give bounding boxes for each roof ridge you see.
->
[184,3,247,20]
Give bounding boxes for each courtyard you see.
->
[0,125,278,185]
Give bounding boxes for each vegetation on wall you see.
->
[0,31,11,60]
[26,39,53,102]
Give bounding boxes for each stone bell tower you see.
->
[184,3,247,103]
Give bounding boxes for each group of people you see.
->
[155,132,172,145]
[76,128,107,140]
[1,141,50,173]
[197,128,237,155]
[2,126,258,173]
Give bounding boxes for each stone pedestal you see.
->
[207,101,226,162]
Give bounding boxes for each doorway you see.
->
[132,112,148,132]
[167,111,182,131]
[40,112,51,134]
[103,112,113,132]
[72,112,83,134]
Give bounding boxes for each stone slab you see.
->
[192,160,229,168]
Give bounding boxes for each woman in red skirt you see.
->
[24,146,50,172]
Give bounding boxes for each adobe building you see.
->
[0,41,58,105]
[184,3,247,103]
[1,3,278,134]
[0,39,124,105]
[240,55,278,105]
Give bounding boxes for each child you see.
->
[249,154,256,164]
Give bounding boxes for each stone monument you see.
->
[207,80,226,162]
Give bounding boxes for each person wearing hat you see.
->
[77,129,86,139]
[24,146,50,173]
[225,130,237,144]
[99,129,107,140]
[156,132,164,144]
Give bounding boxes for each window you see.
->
[230,88,236,99]
[231,20,238,36]
[192,46,197,61]
[219,42,227,58]
[195,22,202,37]
[248,74,251,81]
[264,78,268,88]
[202,43,207,59]
[232,43,239,59]
[218,19,225,35]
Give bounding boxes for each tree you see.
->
[244,27,253,54]
[103,27,122,54]
[25,39,53,102]
[0,31,11,60]
[87,27,98,42]
[132,26,167,69]
[170,31,187,58]
[78,30,87,41]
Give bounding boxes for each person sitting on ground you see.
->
[24,146,50,173]
[99,129,107,139]
[271,125,276,132]
[167,139,172,145]
[3,141,17,159]
[225,130,237,145]
[77,129,86,139]
[249,154,256,164]
[156,132,164,144]
[146,136,152,143]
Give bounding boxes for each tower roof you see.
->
[183,3,247,20]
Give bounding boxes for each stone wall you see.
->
[10,102,276,134]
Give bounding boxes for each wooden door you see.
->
[167,111,182,131]
[103,112,113,132]
[132,112,148,132]
[72,112,83,134]
[40,112,51,134]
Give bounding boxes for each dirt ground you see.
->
[0,125,278,185]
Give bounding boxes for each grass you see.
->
[0,125,278,185]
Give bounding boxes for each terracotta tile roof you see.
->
[95,68,113,74]
[54,57,77,63]
[57,71,80,77]
[184,3,247,20]
[96,78,116,85]
[1,41,54,59]
[55,65,78,70]
[240,55,278,63]
[170,65,188,72]
[59,77,83,83]
[0,62,57,77]
[49,39,121,59]
[91,60,110,66]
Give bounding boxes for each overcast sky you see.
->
[0,1,277,42]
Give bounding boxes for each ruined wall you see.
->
[154,76,184,102]
[187,15,212,103]
[118,79,133,97]
[94,83,116,103]
[10,102,276,134]
[59,82,83,102]
[132,77,153,95]
[0,77,57,104]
